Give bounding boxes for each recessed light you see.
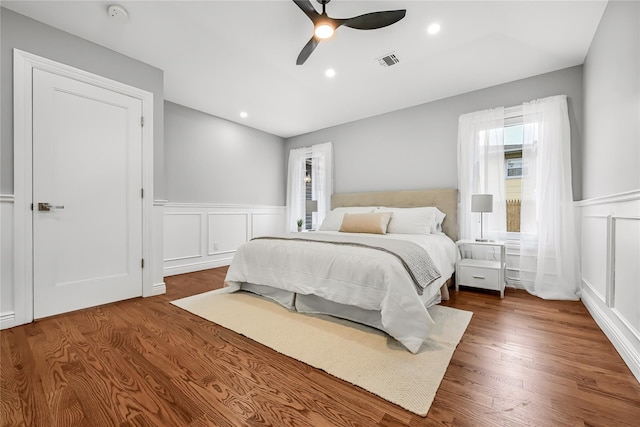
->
[240,111,248,118]
[325,68,336,78]
[427,23,441,35]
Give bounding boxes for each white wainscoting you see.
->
[576,189,640,383]
[163,203,285,277]
[1,194,166,330]
[1,194,16,329]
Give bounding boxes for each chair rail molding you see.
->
[576,189,640,383]
[163,202,285,277]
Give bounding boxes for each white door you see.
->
[32,68,143,319]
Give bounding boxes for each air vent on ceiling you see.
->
[377,52,400,67]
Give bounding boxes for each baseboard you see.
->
[163,258,233,277]
[0,311,17,330]
[582,288,640,383]
[151,281,166,296]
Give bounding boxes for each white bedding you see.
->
[222,231,458,353]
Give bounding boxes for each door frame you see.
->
[13,49,155,325]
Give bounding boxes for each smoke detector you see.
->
[377,52,400,67]
[107,5,128,21]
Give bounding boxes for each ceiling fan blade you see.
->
[297,36,320,65]
[341,10,407,30]
[293,0,320,22]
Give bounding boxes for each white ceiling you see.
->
[2,0,607,138]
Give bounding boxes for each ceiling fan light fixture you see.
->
[293,0,406,65]
[314,23,335,39]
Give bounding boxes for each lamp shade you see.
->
[471,194,493,213]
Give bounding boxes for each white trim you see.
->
[610,215,640,337]
[152,282,166,296]
[0,312,16,329]
[504,105,523,119]
[163,212,204,262]
[206,212,249,256]
[207,249,237,256]
[575,189,640,207]
[582,278,606,304]
[164,254,202,263]
[154,199,169,206]
[163,203,285,277]
[13,49,155,327]
[0,194,15,203]
[163,258,234,277]
[165,202,285,210]
[606,215,614,307]
[582,288,640,383]
[612,308,640,343]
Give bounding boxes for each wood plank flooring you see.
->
[2,267,639,426]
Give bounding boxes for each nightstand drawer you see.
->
[457,261,501,291]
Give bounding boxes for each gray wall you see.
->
[583,0,640,200]
[0,8,165,198]
[164,101,285,205]
[285,66,584,200]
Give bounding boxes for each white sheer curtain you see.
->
[458,108,507,241]
[519,95,580,300]
[285,142,333,232]
[311,142,333,229]
[285,146,307,232]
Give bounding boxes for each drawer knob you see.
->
[472,275,485,279]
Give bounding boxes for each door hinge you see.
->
[141,259,145,269]
[30,203,33,211]
[141,116,144,127]
[141,188,144,198]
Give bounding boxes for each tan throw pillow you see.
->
[339,212,393,234]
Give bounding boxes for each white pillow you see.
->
[318,206,377,231]
[428,207,447,233]
[378,207,435,234]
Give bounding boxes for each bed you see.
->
[222,189,459,353]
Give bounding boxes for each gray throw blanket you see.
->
[253,233,441,295]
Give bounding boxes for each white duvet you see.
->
[223,231,458,353]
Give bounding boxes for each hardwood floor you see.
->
[2,267,639,426]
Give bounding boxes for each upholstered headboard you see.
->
[331,188,458,241]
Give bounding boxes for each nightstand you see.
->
[455,240,506,298]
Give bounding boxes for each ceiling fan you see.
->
[293,0,407,65]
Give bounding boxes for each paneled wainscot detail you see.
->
[577,190,640,383]
[1,194,16,329]
[163,203,285,277]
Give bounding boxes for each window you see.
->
[506,158,523,178]
[304,159,314,230]
[504,120,524,232]
[286,142,333,232]
[459,96,580,299]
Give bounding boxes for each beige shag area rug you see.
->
[171,290,472,417]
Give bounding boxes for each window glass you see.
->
[504,123,523,232]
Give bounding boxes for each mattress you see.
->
[221,231,458,353]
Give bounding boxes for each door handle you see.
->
[38,202,65,211]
